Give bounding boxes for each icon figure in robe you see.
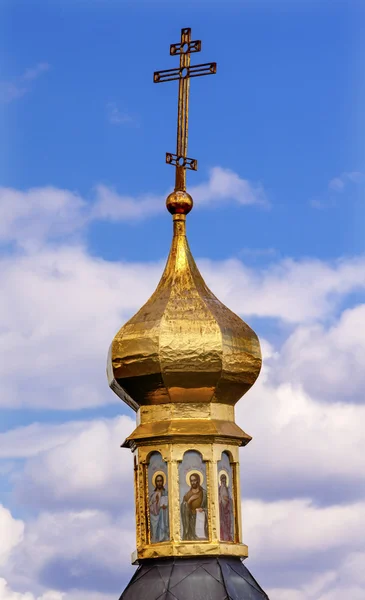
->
[181,472,208,540]
[149,474,169,543]
[219,472,233,542]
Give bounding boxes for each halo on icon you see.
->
[152,470,166,488]
[185,469,204,487]
[218,469,230,487]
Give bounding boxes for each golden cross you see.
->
[154,27,216,191]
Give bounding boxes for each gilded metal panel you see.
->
[131,442,247,562]
[108,215,261,408]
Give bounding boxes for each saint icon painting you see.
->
[148,452,169,543]
[218,452,234,542]
[179,450,208,541]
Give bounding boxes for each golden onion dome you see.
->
[107,191,261,411]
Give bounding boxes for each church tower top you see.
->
[106,29,265,581]
[107,28,261,412]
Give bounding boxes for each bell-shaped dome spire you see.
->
[109,30,270,596]
[107,190,261,411]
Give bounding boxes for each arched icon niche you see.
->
[147,451,169,543]
[217,451,234,542]
[179,450,208,541]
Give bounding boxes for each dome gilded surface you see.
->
[107,202,262,411]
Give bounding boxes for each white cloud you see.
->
[329,171,365,192]
[245,499,365,598]
[0,580,118,600]
[238,246,278,259]
[268,572,339,600]
[1,178,365,599]
[270,304,365,402]
[22,64,50,83]
[244,498,365,562]
[4,510,135,596]
[318,588,365,600]
[0,421,96,459]
[236,377,365,504]
[267,554,365,599]
[0,171,265,246]
[0,506,24,566]
[191,167,268,207]
[0,244,162,409]
[0,64,50,104]
[340,552,365,586]
[0,376,364,597]
[0,187,87,250]
[106,102,135,126]
[201,254,365,324]
[90,185,161,221]
[0,579,62,600]
[59,592,114,600]
[0,83,28,104]
[91,167,267,222]
[3,365,363,514]
[1,350,363,511]
[1,232,365,411]
[16,417,134,510]
[311,170,364,209]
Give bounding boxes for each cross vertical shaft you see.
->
[176,29,191,191]
[154,27,216,192]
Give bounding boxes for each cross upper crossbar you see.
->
[154,27,217,191]
[153,62,217,84]
[170,38,201,56]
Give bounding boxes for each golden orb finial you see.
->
[166,189,193,215]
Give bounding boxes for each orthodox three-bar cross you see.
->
[154,28,216,192]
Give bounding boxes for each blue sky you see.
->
[2,0,364,262]
[1,1,365,600]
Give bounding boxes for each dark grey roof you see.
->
[119,557,269,600]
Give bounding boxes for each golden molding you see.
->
[132,542,249,564]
